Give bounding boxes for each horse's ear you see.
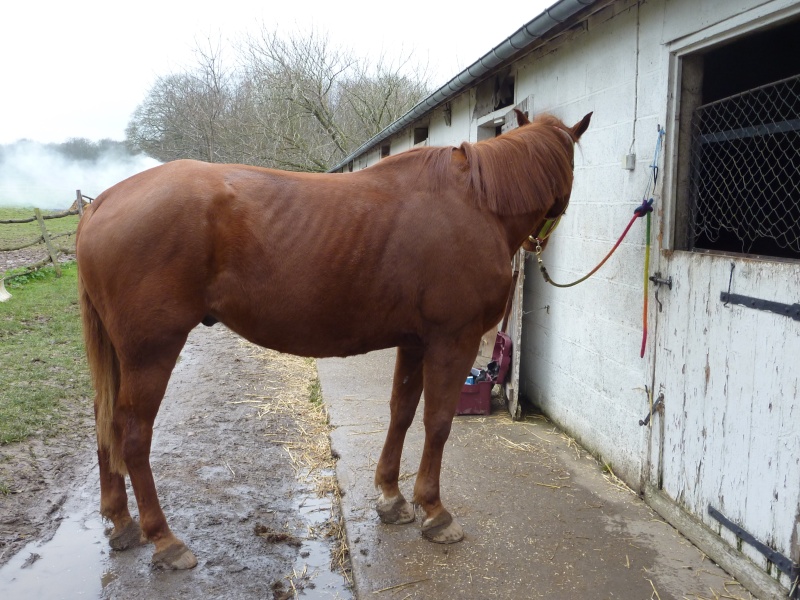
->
[571,112,593,140]
[514,109,530,127]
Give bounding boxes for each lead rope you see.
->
[640,126,665,357]
[535,125,666,357]
[534,201,652,288]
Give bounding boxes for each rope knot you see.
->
[634,198,654,217]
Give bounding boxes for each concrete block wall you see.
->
[513,1,663,486]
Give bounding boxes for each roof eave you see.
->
[329,0,599,172]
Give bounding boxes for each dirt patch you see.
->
[2,247,75,273]
[0,325,352,598]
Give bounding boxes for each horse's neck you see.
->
[497,211,547,257]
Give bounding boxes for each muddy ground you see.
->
[0,323,353,599]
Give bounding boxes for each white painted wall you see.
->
[516,0,663,486]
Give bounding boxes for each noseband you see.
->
[528,211,565,248]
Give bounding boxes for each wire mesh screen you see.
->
[689,74,800,257]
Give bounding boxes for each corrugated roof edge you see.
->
[329,0,598,172]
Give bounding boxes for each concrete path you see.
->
[318,350,749,600]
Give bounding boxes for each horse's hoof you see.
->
[421,510,464,544]
[152,542,198,570]
[109,520,145,551]
[376,493,415,524]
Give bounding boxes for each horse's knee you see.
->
[390,403,417,430]
[423,416,453,447]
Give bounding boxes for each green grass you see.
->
[0,206,80,254]
[304,358,323,405]
[0,260,91,444]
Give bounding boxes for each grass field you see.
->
[0,260,91,445]
[0,206,80,253]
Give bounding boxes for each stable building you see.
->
[331,1,800,598]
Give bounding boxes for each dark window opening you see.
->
[381,144,390,158]
[474,69,515,121]
[494,74,515,111]
[678,19,800,260]
[414,127,429,145]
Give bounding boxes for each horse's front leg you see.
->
[375,346,424,525]
[413,337,480,543]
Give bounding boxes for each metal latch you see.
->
[639,391,664,426]
[648,273,672,312]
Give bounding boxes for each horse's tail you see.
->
[78,268,126,476]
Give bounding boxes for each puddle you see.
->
[0,475,113,599]
[0,468,353,599]
[290,490,351,598]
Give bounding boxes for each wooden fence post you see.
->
[34,208,62,278]
[75,189,84,216]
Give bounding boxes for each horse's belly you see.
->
[218,303,414,359]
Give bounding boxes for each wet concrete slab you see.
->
[318,350,746,600]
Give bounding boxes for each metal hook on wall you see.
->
[723,262,735,307]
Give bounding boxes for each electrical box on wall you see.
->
[623,153,636,170]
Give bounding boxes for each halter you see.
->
[528,212,564,249]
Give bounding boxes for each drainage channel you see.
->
[287,484,353,598]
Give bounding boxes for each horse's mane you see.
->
[403,113,577,216]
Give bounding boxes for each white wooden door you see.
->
[503,249,526,420]
[650,250,800,584]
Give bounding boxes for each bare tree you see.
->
[126,39,238,163]
[126,28,432,171]
[340,53,431,137]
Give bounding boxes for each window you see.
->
[381,144,390,158]
[474,70,515,121]
[676,19,800,260]
[413,127,429,146]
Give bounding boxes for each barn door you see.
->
[651,71,800,586]
[503,248,525,420]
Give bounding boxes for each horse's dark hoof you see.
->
[421,510,464,543]
[152,542,198,570]
[376,493,415,524]
[109,520,145,550]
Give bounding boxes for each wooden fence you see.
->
[0,190,91,297]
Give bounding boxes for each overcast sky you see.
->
[0,0,554,144]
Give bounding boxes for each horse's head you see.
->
[518,110,592,253]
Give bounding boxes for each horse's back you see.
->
[76,158,512,359]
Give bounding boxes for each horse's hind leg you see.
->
[98,442,143,550]
[375,346,424,525]
[116,335,197,569]
[413,335,481,543]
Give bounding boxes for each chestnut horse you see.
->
[76,110,591,569]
